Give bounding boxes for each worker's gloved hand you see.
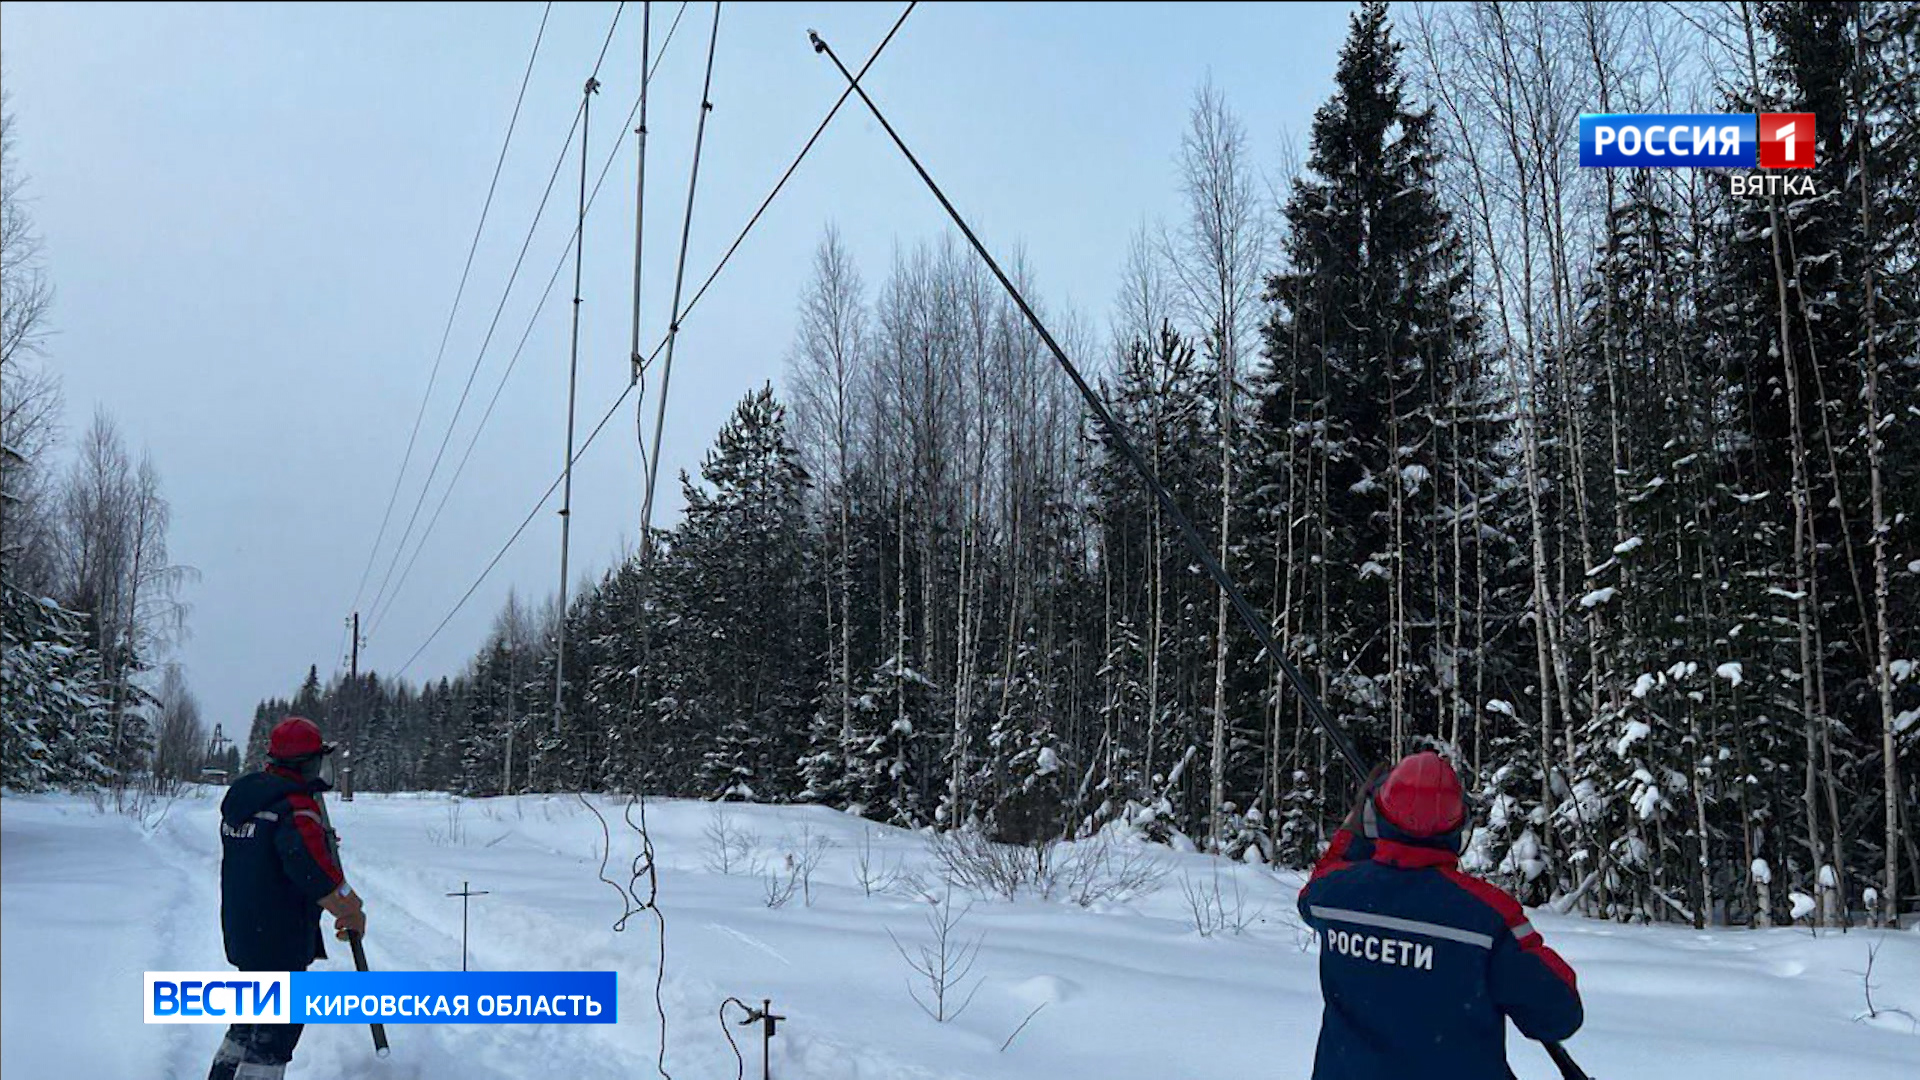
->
[320,883,367,940]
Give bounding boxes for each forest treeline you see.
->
[255,2,1916,929]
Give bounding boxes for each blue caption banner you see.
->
[1580,113,1757,167]
[291,971,617,1024]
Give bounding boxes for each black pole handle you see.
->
[348,930,391,1058]
[1545,1038,1593,1080]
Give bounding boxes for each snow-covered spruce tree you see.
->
[1252,1,1502,860]
[1092,613,1151,830]
[983,637,1069,845]
[844,650,935,826]
[1090,324,1212,836]
[457,626,522,795]
[578,559,647,791]
[978,474,1096,844]
[1561,172,1728,924]
[0,584,114,788]
[671,384,816,803]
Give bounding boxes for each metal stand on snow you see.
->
[720,997,784,1080]
[446,880,490,971]
[805,28,1594,1080]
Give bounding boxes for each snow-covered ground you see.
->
[3,789,1915,1079]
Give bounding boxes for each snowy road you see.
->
[4,789,1916,1079]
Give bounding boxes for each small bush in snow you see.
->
[763,824,833,908]
[1054,835,1168,907]
[1179,859,1264,937]
[426,800,467,847]
[702,809,759,876]
[926,829,1166,905]
[888,883,986,1023]
[852,828,902,897]
[927,829,1043,900]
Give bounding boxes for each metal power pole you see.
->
[202,723,235,783]
[342,611,358,801]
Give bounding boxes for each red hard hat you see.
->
[1374,751,1466,837]
[268,716,332,760]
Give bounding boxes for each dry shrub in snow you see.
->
[927,829,1167,906]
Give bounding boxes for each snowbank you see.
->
[3,790,1916,1079]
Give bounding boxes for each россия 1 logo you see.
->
[1756,113,1815,169]
[1580,112,1816,196]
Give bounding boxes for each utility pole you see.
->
[202,723,234,784]
[342,611,358,801]
[504,608,519,796]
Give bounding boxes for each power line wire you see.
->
[390,4,916,679]
[363,3,629,629]
[395,381,635,679]
[366,1,692,641]
[348,2,554,616]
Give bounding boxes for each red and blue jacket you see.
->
[1298,827,1582,1080]
[218,766,346,972]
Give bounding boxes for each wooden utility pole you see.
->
[342,611,358,801]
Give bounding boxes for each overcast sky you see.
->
[3,0,1355,733]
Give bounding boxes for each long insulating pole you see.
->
[554,77,599,734]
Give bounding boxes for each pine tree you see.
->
[671,384,816,801]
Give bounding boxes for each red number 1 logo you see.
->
[1758,113,1815,169]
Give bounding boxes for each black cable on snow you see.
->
[582,10,724,1078]
[718,998,750,1080]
